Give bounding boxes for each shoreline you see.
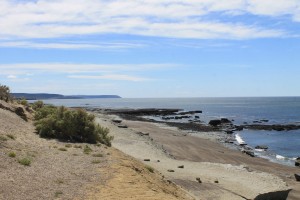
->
[85,107,299,167]
[92,110,300,200]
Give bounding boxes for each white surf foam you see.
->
[235,133,246,145]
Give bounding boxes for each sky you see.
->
[0,0,300,98]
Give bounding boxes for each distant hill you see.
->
[12,93,121,100]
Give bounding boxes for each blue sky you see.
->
[1,0,300,97]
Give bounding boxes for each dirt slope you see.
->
[0,100,191,200]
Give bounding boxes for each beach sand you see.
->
[95,113,300,200]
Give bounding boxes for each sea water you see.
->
[41,97,300,165]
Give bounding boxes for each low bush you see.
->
[6,134,15,140]
[34,106,113,145]
[92,153,103,157]
[0,135,8,141]
[31,100,44,111]
[18,157,31,166]
[145,165,154,173]
[19,98,28,106]
[8,152,16,157]
[0,84,12,102]
[58,148,67,151]
[83,145,92,154]
[91,160,101,164]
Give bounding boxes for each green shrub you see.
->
[0,84,12,102]
[19,98,28,106]
[31,100,44,110]
[8,152,16,157]
[145,165,154,173]
[83,145,92,154]
[18,157,31,166]
[54,191,63,198]
[6,134,15,140]
[91,160,101,164]
[92,153,103,157]
[58,148,67,151]
[0,135,8,141]
[34,106,113,145]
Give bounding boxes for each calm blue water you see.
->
[40,97,300,163]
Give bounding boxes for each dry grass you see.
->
[58,147,67,151]
[6,134,15,140]
[8,152,16,157]
[18,157,31,166]
[92,153,103,157]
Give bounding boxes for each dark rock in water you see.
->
[253,120,262,123]
[255,145,268,150]
[194,110,202,114]
[209,120,222,126]
[260,119,269,123]
[295,174,300,181]
[234,126,244,131]
[167,169,175,172]
[144,159,150,161]
[178,165,184,169]
[221,118,231,123]
[179,110,202,115]
[214,179,219,183]
[225,130,234,134]
[195,116,200,119]
[295,157,300,167]
[242,150,255,157]
[242,124,300,131]
[193,120,201,123]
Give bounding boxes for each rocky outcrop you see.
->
[295,157,300,167]
[243,124,300,131]
[255,145,268,150]
[209,118,232,127]
[209,120,222,126]
[254,189,291,200]
[15,107,27,121]
[295,174,300,181]
[0,100,29,121]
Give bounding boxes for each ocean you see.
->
[40,97,300,166]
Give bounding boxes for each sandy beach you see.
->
[95,112,300,200]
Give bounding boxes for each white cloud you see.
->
[7,75,17,79]
[0,0,298,41]
[0,62,176,82]
[0,63,177,75]
[0,41,145,49]
[68,74,150,82]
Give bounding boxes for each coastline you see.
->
[92,110,300,200]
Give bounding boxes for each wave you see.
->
[235,133,246,145]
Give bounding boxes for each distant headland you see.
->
[12,93,121,100]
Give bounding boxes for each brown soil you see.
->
[0,100,191,200]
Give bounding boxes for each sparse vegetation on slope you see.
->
[34,104,113,146]
[0,84,12,102]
